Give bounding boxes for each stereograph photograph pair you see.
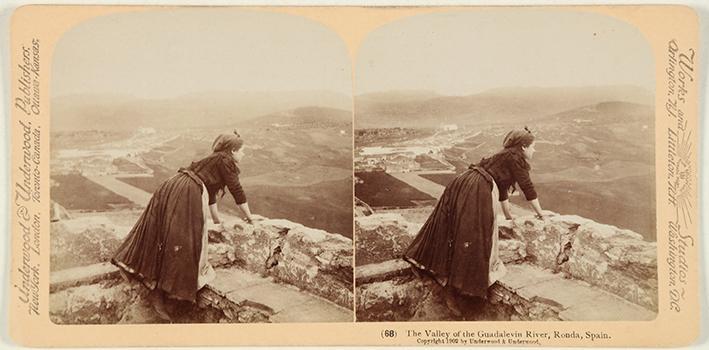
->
[6,4,702,348]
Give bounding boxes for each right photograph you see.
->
[354,9,658,322]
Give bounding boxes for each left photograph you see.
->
[49,8,354,324]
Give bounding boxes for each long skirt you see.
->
[112,170,215,302]
[403,167,506,298]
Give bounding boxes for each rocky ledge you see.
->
[355,212,657,321]
[207,218,353,308]
[50,211,353,324]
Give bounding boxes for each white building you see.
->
[441,124,458,131]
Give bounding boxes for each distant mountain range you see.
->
[53,86,653,131]
[244,106,352,128]
[355,85,653,128]
[539,100,654,124]
[355,90,441,105]
[51,90,352,131]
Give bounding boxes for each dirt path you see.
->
[389,171,446,199]
[86,175,152,207]
[388,171,533,216]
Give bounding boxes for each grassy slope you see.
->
[419,172,656,240]
[51,174,134,210]
[355,171,434,207]
[118,164,354,237]
[219,178,353,238]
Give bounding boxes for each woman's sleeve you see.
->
[510,156,537,201]
[219,157,247,205]
[498,184,510,202]
[208,190,217,205]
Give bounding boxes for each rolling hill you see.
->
[51,90,351,131]
[355,85,653,128]
[243,106,352,128]
[356,98,656,240]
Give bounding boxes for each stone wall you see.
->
[51,217,127,271]
[50,209,353,323]
[355,212,527,267]
[355,212,657,321]
[500,215,657,310]
[356,272,559,322]
[50,278,271,324]
[208,218,354,308]
[355,213,420,266]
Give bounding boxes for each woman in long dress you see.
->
[403,128,550,316]
[112,131,254,321]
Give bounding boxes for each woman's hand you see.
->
[244,215,265,225]
[534,210,556,220]
[500,200,514,221]
[209,204,221,225]
[238,203,254,225]
[529,199,555,219]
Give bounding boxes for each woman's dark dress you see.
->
[112,151,246,302]
[403,149,536,298]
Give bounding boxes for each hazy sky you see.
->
[52,8,352,99]
[356,9,655,95]
[53,8,655,99]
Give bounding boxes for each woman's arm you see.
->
[528,198,545,218]
[209,203,221,224]
[508,153,548,219]
[500,200,514,220]
[209,201,253,225]
[503,198,549,220]
[238,203,254,224]
[217,156,253,223]
[510,158,538,202]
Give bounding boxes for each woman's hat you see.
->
[503,127,534,149]
[212,129,244,153]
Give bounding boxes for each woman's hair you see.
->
[212,129,244,153]
[502,126,535,149]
